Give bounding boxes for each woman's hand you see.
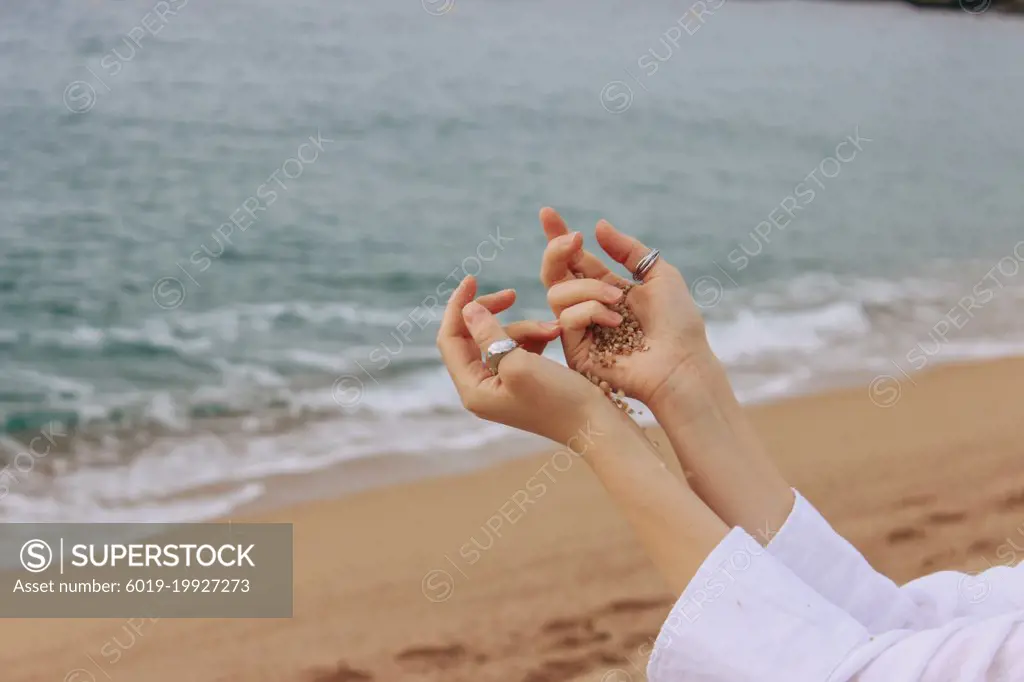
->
[537,207,794,540]
[439,275,729,594]
[437,274,616,445]
[469,286,564,355]
[538,207,712,408]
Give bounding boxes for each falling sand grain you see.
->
[573,273,649,415]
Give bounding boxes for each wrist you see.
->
[647,346,729,424]
[645,347,794,540]
[547,394,623,450]
[561,400,651,462]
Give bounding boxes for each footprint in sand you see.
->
[539,615,613,651]
[927,510,968,525]
[620,632,659,651]
[549,630,611,651]
[594,650,629,666]
[541,616,594,634]
[998,489,1024,511]
[601,597,672,615]
[395,643,469,671]
[968,538,997,554]
[886,526,926,544]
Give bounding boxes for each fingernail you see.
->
[541,321,560,330]
[606,311,623,325]
[462,300,485,322]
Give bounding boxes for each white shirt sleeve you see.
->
[648,527,1024,682]
[767,490,1024,632]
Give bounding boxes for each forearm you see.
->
[648,350,794,543]
[577,404,729,594]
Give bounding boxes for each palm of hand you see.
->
[536,209,711,406]
[562,271,705,405]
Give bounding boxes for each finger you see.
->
[440,275,477,339]
[595,219,665,280]
[461,300,514,354]
[547,278,624,316]
[560,300,623,332]
[442,288,514,347]
[477,289,516,316]
[539,206,572,241]
[437,276,484,395]
[539,207,618,283]
[505,319,560,342]
[505,319,560,355]
[539,231,583,287]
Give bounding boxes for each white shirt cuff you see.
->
[648,527,868,681]
[768,490,921,631]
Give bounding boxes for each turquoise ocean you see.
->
[1,0,1022,522]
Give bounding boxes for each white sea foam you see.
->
[0,482,265,524]
[6,271,1024,524]
[708,301,871,363]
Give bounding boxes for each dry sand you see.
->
[4,358,1024,682]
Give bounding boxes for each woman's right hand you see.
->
[538,208,715,410]
[437,274,619,445]
[537,207,795,538]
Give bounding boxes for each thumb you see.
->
[595,219,664,281]
[462,301,512,353]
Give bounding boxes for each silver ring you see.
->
[632,248,661,282]
[485,338,520,376]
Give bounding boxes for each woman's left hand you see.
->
[437,275,617,444]
[440,277,730,599]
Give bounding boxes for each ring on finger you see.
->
[632,248,661,282]
[485,338,520,375]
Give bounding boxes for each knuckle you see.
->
[564,302,599,327]
[500,352,531,384]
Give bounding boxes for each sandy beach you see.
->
[4,357,1024,682]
